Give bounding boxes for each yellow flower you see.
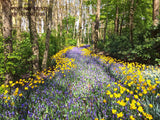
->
[13,92,18,96]
[5,100,8,103]
[134,95,138,99]
[155,78,158,80]
[126,97,129,101]
[19,93,23,97]
[9,81,13,84]
[146,114,153,120]
[130,115,135,120]
[152,90,156,94]
[149,104,153,108]
[112,109,117,114]
[130,91,133,95]
[103,99,107,103]
[95,118,98,120]
[138,106,144,112]
[24,87,28,90]
[11,102,15,106]
[114,88,118,91]
[4,90,8,95]
[110,94,113,98]
[6,85,9,88]
[143,89,147,94]
[8,97,11,100]
[139,93,143,97]
[106,90,111,95]
[136,102,141,106]
[3,96,7,99]
[1,84,5,88]
[117,112,123,118]
[107,84,110,87]
[101,118,105,120]
[130,103,137,110]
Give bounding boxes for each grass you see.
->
[0,45,160,120]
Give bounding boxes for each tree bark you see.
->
[153,0,159,26]
[77,0,83,47]
[16,0,22,41]
[103,17,108,42]
[28,0,40,73]
[119,13,124,36]
[42,0,53,70]
[73,0,76,39]
[93,0,101,52]
[2,0,13,84]
[87,6,90,45]
[114,5,119,34]
[129,0,134,48]
[66,0,68,34]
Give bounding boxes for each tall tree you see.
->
[114,5,119,34]
[129,0,134,48]
[42,0,53,70]
[17,0,22,41]
[103,17,108,42]
[1,0,13,84]
[66,0,68,34]
[153,0,159,26]
[28,0,40,73]
[93,0,101,52]
[77,0,83,47]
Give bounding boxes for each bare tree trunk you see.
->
[73,0,76,39]
[119,13,124,36]
[16,0,22,41]
[66,0,68,34]
[153,0,159,26]
[93,0,101,52]
[2,0,13,85]
[42,0,53,70]
[114,5,119,34]
[129,0,134,48]
[55,0,58,36]
[28,0,40,73]
[77,0,82,47]
[103,17,108,42]
[87,6,90,45]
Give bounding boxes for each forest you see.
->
[0,0,160,120]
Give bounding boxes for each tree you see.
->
[28,0,40,73]
[153,0,159,26]
[77,0,83,47]
[129,0,134,48]
[1,0,13,84]
[114,5,119,34]
[93,0,101,52]
[41,0,54,70]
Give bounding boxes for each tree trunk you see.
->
[129,0,134,48]
[114,5,119,34]
[119,13,124,36]
[93,0,101,52]
[77,0,83,47]
[59,0,63,47]
[28,0,40,73]
[42,0,53,70]
[87,6,90,45]
[17,0,22,41]
[66,0,68,34]
[73,0,76,39]
[2,0,13,85]
[103,17,108,42]
[153,0,159,26]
